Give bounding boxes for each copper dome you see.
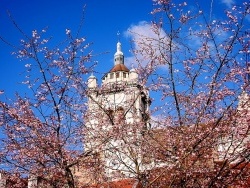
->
[109,64,129,72]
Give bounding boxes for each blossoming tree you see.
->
[125,0,250,187]
[0,1,250,188]
[0,26,94,187]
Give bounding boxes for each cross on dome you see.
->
[117,31,120,41]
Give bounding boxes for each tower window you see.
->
[123,72,126,78]
[110,73,114,79]
[116,72,119,78]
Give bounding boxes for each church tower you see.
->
[85,41,151,180]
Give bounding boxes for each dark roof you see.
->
[109,64,129,72]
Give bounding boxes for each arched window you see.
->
[116,72,119,78]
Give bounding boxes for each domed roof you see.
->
[114,42,123,56]
[110,64,129,72]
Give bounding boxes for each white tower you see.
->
[85,41,151,180]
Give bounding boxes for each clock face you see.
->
[110,159,120,169]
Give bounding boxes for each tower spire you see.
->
[114,33,124,65]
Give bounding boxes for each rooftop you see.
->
[109,64,129,72]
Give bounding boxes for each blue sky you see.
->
[0,0,153,98]
[0,0,242,99]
